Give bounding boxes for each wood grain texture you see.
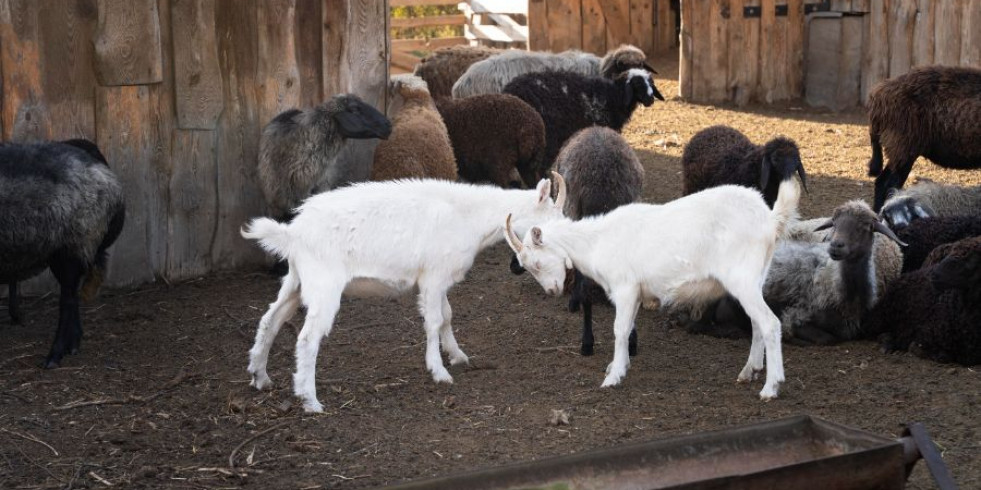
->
[860,0,887,104]
[94,0,163,85]
[629,0,654,55]
[933,0,960,66]
[581,0,607,55]
[704,0,729,102]
[38,0,98,140]
[167,130,218,279]
[654,0,674,52]
[887,0,915,78]
[257,0,301,126]
[785,0,804,98]
[598,0,628,50]
[805,15,840,109]
[960,0,980,67]
[729,0,760,105]
[758,0,779,102]
[0,1,51,141]
[528,0,548,50]
[171,0,223,129]
[295,0,323,107]
[678,0,693,99]
[911,0,934,68]
[545,0,582,52]
[836,15,863,110]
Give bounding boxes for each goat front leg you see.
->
[46,258,84,368]
[439,296,469,366]
[292,273,343,413]
[248,268,301,390]
[419,284,453,383]
[601,290,640,387]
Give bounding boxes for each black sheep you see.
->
[895,215,981,272]
[1,140,125,367]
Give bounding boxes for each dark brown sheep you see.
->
[866,65,981,211]
[413,45,500,100]
[681,125,807,208]
[895,215,981,272]
[436,94,545,188]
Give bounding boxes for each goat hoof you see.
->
[431,369,454,384]
[759,385,780,401]
[302,400,324,413]
[628,345,637,357]
[250,373,273,390]
[449,353,470,366]
[580,344,594,356]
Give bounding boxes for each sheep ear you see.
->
[873,220,908,247]
[536,178,552,205]
[813,219,834,232]
[531,227,543,247]
[759,155,772,189]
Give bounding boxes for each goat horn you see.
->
[505,214,523,253]
[551,171,567,210]
[873,220,908,247]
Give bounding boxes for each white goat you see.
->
[241,175,567,412]
[505,178,801,400]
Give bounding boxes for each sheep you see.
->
[893,215,981,272]
[551,127,645,357]
[879,179,981,229]
[257,94,392,219]
[452,44,654,99]
[241,173,568,413]
[435,94,545,188]
[371,75,457,182]
[691,202,905,345]
[413,45,500,100]
[0,139,125,368]
[681,125,808,208]
[865,65,981,211]
[505,174,802,399]
[503,68,664,172]
[865,236,981,366]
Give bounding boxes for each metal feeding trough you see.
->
[383,415,955,490]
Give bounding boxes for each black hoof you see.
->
[271,260,289,277]
[568,298,580,313]
[9,314,21,325]
[42,357,62,369]
[628,344,637,357]
[580,344,594,356]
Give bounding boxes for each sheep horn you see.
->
[873,220,908,247]
[551,171,567,210]
[813,219,834,232]
[505,214,523,253]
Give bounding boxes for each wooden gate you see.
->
[527,0,678,56]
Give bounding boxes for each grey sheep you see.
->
[257,94,392,218]
[435,93,545,188]
[866,65,981,211]
[682,125,807,208]
[452,44,655,99]
[1,139,125,367]
[879,178,981,229]
[413,45,500,100]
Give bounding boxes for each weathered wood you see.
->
[38,0,98,140]
[960,0,981,67]
[860,0,887,104]
[911,0,934,68]
[581,0,607,55]
[933,0,960,66]
[545,0,582,52]
[257,0,301,127]
[295,0,323,107]
[786,0,804,98]
[836,14,863,110]
[167,130,218,280]
[629,0,655,55]
[704,0,729,102]
[598,0,629,50]
[528,0,548,50]
[0,1,51,142]
[654,0,674,52]
[687,0,709,100]
[758,0,779,102]
[94,0,163,85]
[390,13,466,28]
[850,0,870,12]
[729,0,759,105]
[678,0,693,99]
[171,0,224,130]
[887,0,915,78]
[805,15,841,109]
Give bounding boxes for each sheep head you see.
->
[331,94,393,140]
[814,200,906,262]
[620,68,664,108]
[930,236,981,292]
[505,215,572,297]
[600,44,657,78]
[760,137,808,193]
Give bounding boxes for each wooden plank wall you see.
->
[529,0,676,56]
[679,0,981,107]
[1,0,390,291]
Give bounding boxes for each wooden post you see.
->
[94,0,164,85]
[704,0,729,102]
[582,0,607,54]
[528,0,548,50]
[171,0,223,130]
[546,0,583,52]
[257,0,301,126]
[887,0,916,78]
[679,0,693,99]
[860,0,887,104]
[38,0,98,141]
[0,2,51,142]
[786,0,804,98]
[729,0,760,105]
[911,0,935,68]
[933,0,961,66]
[758,0,778,102]
[960,0,981,67]
[629,0,655,55]
[295,0,324,107]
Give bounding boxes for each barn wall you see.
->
[678,0,979,107]
[528,0,677,56]
[2,0,390,292]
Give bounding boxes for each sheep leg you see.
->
[872,152,917,212]
[601,289,640,387]
[292,273,343,413]
[730,285,784,400]
[248,268,301,391]
[438,296,469,366]
[8,282,21,324]
[45,258,84,368]
[419,282,453,383]
[575,271,594,355]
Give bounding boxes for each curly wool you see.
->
[895,215,981,272]
[413,45,500,99]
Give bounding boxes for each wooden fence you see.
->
[2,0,390,291]
[527,0,677,57]
[680,0,981,107]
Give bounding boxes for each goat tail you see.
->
[771,177,801,239]
[241,217,292,259]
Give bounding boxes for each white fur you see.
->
[507,180,801,400]
[242,177,565,412]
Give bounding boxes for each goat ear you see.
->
[759,155,772,189]
[531,227,543,247]
[873,220,908,247]
[813,219,834,232]
[565,256,573,269]
[536,178,553,205]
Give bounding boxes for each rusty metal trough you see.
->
[383,415,943,490]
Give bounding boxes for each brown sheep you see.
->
[866,65,981,211]
[371,75,457,183]
[413,45,500,100]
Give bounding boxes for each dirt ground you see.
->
[2,53,979,490]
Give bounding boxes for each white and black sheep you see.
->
[257,94,392,218]
[690,201,904,346]
[371,75,457,182]
[879,179,981,229]
[503,68,663,172]
[0,139,125,367]
[866,66,981,211]
[413,45,500,100]
[452,44,655,99]
[435,93,545,188]
[865,236,981,366]
[681,125,807,208]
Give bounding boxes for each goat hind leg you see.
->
[419,285,453,383]
[292,282,342,413]
[731,286,784,400]
[439,296,469,366]
[249,269,301,390]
